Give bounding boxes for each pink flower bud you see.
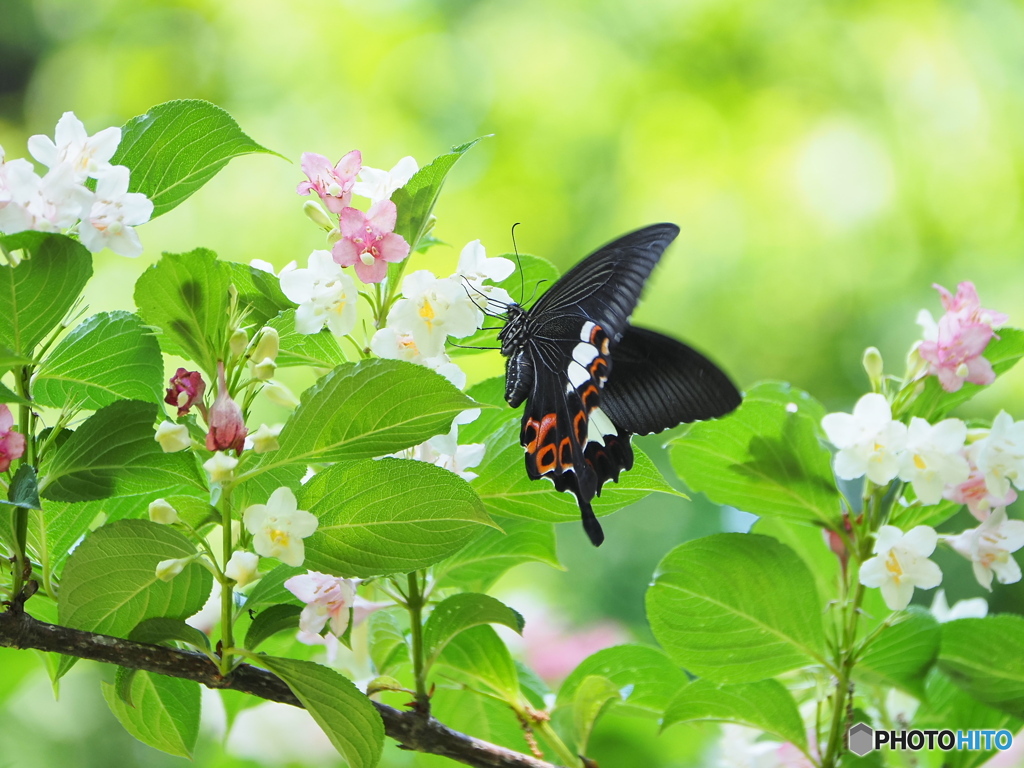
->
[205,362,247,453]
[164,368,206,417]
[0,404,26,472]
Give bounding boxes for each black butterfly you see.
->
[498,223,742,547]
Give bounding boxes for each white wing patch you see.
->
[572,342,598,366]
[587,407,617,446]
[567,360,590,388]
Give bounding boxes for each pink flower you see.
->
[164,368,207,417]
[917,281,1006,393]
[331,200,410,283]
[296,151,361,214]
[284,570,359,641]
[945,465,1017,522]
[0,404,26,472]
[205,362,246,453]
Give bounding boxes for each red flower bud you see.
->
[205,362,247,453]
[165,368,207,417]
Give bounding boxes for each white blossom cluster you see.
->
[0,112,153,257]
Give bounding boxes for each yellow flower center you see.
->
[419,298,436,327]
[885,550,903,583]
[913,454,927,470]
[270,529,290,546]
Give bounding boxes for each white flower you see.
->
[280,250,359,337]
[204,451,239,484]
[250,258,295,276]
[898,417,969,505]
[248,423,283,454]
[859,525,943,610]
[27,112,121,181]
[946,508,1024,591]
[929,589,988,622]
[401,410,485,480]
[0,153,37,233]
[370,327,468,389]
[457,239,515,286]
[352,156,418,203]
[242,487,318,567]
[77,166,153,257]
[822,394,908,484]
[0,161,92,234]
[154,421,191,453]
[386,270,482,357]
[155,556,191,582]
[148,498,179,525]
[284,570,358,640]
[971,411,1024,499]
[225,551,260,588]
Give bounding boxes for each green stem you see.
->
[10,365,35,601]
[218,486,235,675]
[406,571,430,712]
[533,720,582,768]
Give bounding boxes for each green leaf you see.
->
[556,645,687,720]
[269,309,346,369]
[368,609,409,675]
[33,311,164,410]
[460,376,514,441]
[750,516,840,605]
[571,675,622,754]
[435,516,561,592]
[436,625,519,700]
[423,593,524,667]
[857,607,939,697]
[112,99,280,219]
[661,679,807,749]
[391,138,484,249]
[670,381,841,526]
[0,380,30,405]
[101,672,200,759]
[301,459,494,578]
[128,617,211,651]
[450,253,561,356]
[0,232,92,356]
[257,655,384,768]
[244,603,303,650]
[243,360,478,483]
[224,261,293,330]
[133,248,230,374]
[938,615,1024,718]
[58,519,212,637]
[907,328,1024,421]
[38,400,206,502]
[472,417,682,523]
[0,346,33,372]
[243,564,305,612]
[2,464,41,510]
[646,533,827,683]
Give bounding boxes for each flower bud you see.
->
[155,557,191,582]
[230,328,249,358]
[164,368,206,417]
[225,551,260,588]
[862,346,883,391]
[263,381,300,409]
[303,200,335,231]
[154,421,190,453]
[148,498,179,525]
[326,228,343,247]
[206,362,247,452]
[252,358,277,380]
[250,423,283,454]
[253,327,280,364]
[204,451,239,484]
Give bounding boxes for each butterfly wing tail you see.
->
[579,499,605,547]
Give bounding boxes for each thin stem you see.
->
[406,571,430,713]
[218,486,235,675]
[10,365,34,600]
[533,720,581,768]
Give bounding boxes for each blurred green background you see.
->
[3,0,1024,765]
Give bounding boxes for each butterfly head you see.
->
[497,303,535,408]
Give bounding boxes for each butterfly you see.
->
[497,223,742,546]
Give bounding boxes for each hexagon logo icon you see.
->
[848,722,874,757]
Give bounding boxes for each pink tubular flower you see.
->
[917,281,1006,393]
[0,404,26,472]
[205,362,246,453]
[945,465,1017,522]
[284,570,359,642]
[165,368,207,417]
[332,200,410,283]
[296,150,361,214]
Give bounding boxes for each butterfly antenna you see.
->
[448,341,501,350]
[510,222,525,305]
[461,278,504,319]
[526,279,548,306]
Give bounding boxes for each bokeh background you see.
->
[3,0,1024,765]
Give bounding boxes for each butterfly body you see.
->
[499,223,742,547]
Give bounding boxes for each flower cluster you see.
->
[297,152,415,284]
[0,113,153,256]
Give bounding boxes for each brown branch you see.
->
[0,609,564,768]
